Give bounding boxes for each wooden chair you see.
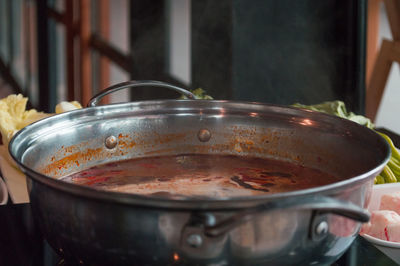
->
[366,0,400,121]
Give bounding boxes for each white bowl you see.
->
[361,182,400,263]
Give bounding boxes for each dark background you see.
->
[190,0,365,113]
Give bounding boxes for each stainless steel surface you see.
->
[104,135,117,149]
[197,129,212,142]
[9,80,391,265]
[186,234,203,248]
[87,80,196,107]
[316,221,329,236]
[199,196,370,238]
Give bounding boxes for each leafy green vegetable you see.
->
[382,165,397,183]
[292,101,374,128]
[179,88,213,100]
[292,100,399,185]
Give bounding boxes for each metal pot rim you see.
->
[9,99,391,210]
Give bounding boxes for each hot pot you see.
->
[9,81,390,265]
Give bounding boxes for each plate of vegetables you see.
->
[374,133,400,184]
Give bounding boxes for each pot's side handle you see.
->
[87,80,196,107]
[202,196,370,238]
[180,197,369,252]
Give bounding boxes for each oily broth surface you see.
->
[60,154,342,198]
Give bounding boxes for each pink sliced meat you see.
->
[386,222,400,242]
[380,192,400,214]
[360,210,400,241]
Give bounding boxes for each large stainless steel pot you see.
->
[9,81,390,266]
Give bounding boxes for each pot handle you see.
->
[87,80,196,107]
[180,196,369,251]
[201,196,370,238]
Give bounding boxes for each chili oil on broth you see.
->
[59,154,343,198]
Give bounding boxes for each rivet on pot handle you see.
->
[199,196,370,238]
[87,80,196,107]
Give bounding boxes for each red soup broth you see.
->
[60,154,342,198]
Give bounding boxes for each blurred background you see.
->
[0,0,399,133]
